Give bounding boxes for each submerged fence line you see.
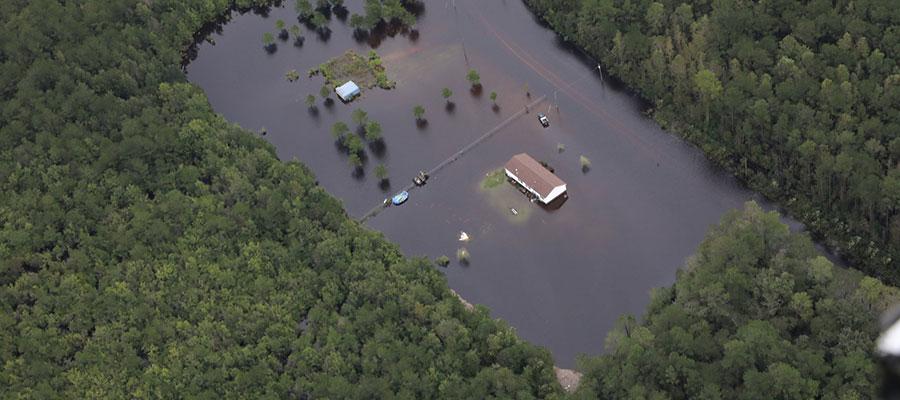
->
[359,94,547,223]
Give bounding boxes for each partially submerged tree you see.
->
[580,155,591,172]
[363,0,384,29]
[457,248,470,264]
[331,121,349,141]
[289,25,304,46]
[490,91,498,104]
[435,255,450,267]
[374,163,388,181]
[319,85,330,101]
[262,32,275,50]
[375,71,392,89]
[344,134,364,156]
[398,9,417,29]
[466,69,481,87]
[413,105,425,121]
[348,153,362,168]
[305,94,317,109]
[347,0,418,33]
[276,19,288,40]
[365,120,382,142]
[311,12,329,34]
[349,13,368,32]
[351,109,368,127]
[295,0,313,19]
[442,87,453,103]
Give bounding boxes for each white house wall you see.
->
[505,169,566,204]
[544,185,567,203]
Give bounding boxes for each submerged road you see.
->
[459,2,676,167]
[359,93,548,223]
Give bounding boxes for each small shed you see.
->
[335,81,361,102]
[504,153,567,204]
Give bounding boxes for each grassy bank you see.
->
[481,168,507,190]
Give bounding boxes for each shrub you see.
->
[457,248,470,264]
[580,155,591,172]
[435,256,450,267]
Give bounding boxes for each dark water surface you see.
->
[187,0,839,367]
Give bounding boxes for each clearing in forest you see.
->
[309,50,395,91]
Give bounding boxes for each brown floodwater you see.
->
[186,0,841,367]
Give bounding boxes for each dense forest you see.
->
[2,0,897,398]
[573,203,897,399]
[524,0,900,282]
[0,0,562,398]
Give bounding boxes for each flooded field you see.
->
[187,0,838,367]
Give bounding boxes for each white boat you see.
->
[510,208,518,215]
[459,231,469,242]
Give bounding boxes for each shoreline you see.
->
[449,289,582,392]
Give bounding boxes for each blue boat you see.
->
[391,191,409,205]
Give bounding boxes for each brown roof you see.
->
[504,153,566,198]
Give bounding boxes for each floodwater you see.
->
[186,0,840,367]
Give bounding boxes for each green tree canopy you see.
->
[331,121,349,140]
[524,0,900,276]
[295,0,313,19]
[0,1,563,398]
[344,133,364,155]
[365,120,382,142]
[349,13,367,30]
[575,202,897,399]
[348,152,362,167]
[375,163,388,180]
[350,0,417,32]
[466,69,481,86]
[352,108,368,126]
[311,12,328,32]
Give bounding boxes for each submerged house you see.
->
[335,81,361,102]
[504,153,567,204]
